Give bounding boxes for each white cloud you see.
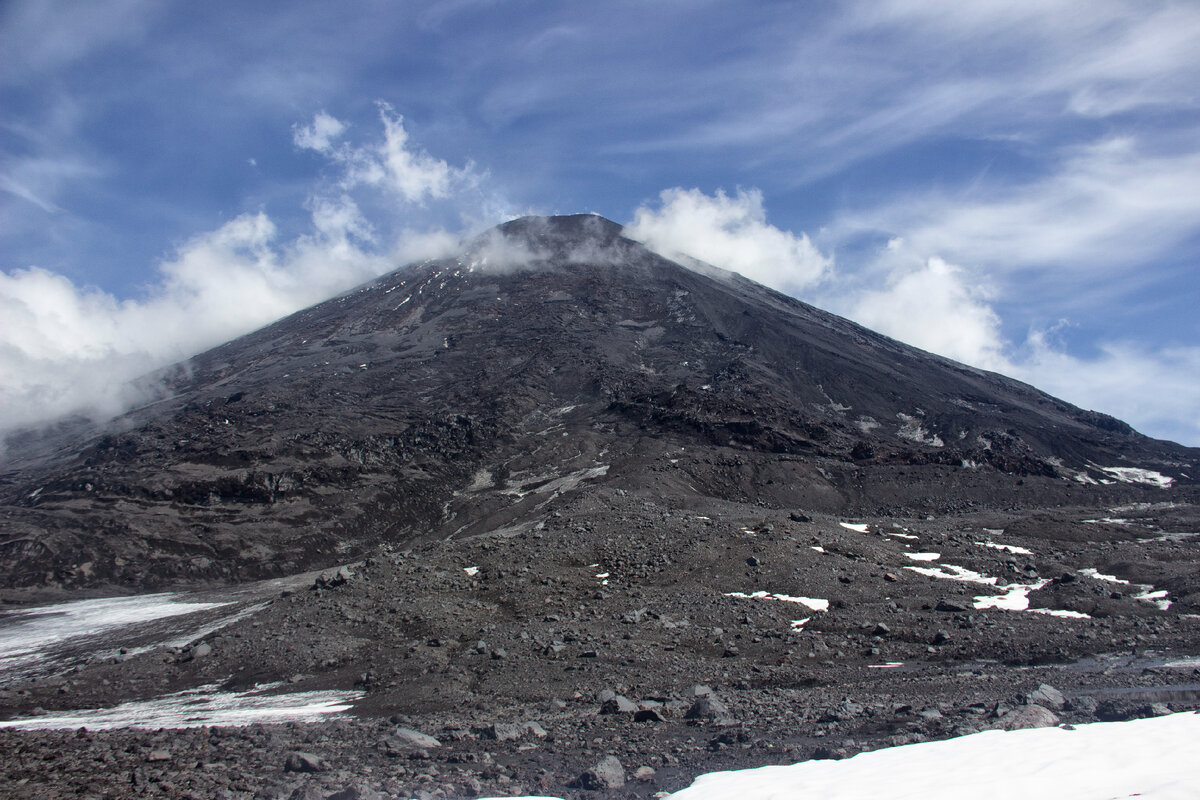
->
[842,253,1008,370]
[0,109,477,442]
[296,104,475,205]
[828,136,1200,306]
[292,111,347,154]
[626,188,831,294]
[1014,338,1200,447]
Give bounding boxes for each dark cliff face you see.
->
[1,214,1196,590]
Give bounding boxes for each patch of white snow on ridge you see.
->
[463,566,480,577]
[724,592,829,612]
[974,581,1046,611]
[972,580,1092,619]
[839,522,869,533]
[904,564,998,585]
[1097,466,1174,488]
[977,541,1033,555]
[1079,568,1170,610]
[1029,608,1092,619]
[904,552,941,562]
[0,683,361,731]
[664,711,1200,800]
[1079,568,1130,585]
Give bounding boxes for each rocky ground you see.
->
[3,485,1199,799]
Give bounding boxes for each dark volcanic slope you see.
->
[1,214,1197,591]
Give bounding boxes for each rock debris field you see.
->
[3,488,1200,799]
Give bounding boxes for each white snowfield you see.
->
[484,712,1200,800]
[0,593,231,676]
[0,683,362,731]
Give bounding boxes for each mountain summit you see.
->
[1,214,1196,590]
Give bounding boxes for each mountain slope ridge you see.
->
[0,214,1195,592]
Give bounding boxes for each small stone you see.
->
[992,704,1059,731]
[634,707,667,722]
[580,755,625,790]
[326,785,386,800]
[146,749,171,762]
[633,766,657,781]
[283,752,326,773]
[685,695,731,720]
[936,600,967,612]
[481,723,524,742]
[1026,684,1065,710]
[523,721,548,738]
[601,694,639,714]
[873,622,890,636]
[388,727,441,749]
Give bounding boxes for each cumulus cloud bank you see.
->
[0,111,471,442]
[626,188,830,295]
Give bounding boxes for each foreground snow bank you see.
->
[668,711,1199,800]
[481,712,1199,800]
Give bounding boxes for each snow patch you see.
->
[904,564,998,585]
[724,592,829,612]
[903,552,941,562]
[977,541,1033,555]
[665,712,1200,800]
[974,581,1046,611]
[0,594,231,675]
[839,522,869,533]
[1096,466,1174,488]
[0,683,361,731]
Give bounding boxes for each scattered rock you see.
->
[579,755,625,790]
[600,694,639,714]
[387,727,441,750]
[992,704,1059,731]
[326,785,386,800]
[481,723,526,742]
[685,695,732,722]
[936,600,967,612]
[1026,684,1065,710]
[283,752,327,773]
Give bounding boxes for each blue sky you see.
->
[3,0,1200,445]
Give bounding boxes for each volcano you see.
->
[1,214,1194,591]
[1,215,1199,799]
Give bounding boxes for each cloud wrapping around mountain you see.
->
[626,188,830,295]
[0,113,464,440]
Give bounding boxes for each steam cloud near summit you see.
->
[2,109,1199,447]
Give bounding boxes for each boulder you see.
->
[283,752,327,773]
[580,755,625,790]
[992,704,1059,731]
[1026,684,1065,710]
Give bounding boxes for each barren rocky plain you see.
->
[2,216,1198,799]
